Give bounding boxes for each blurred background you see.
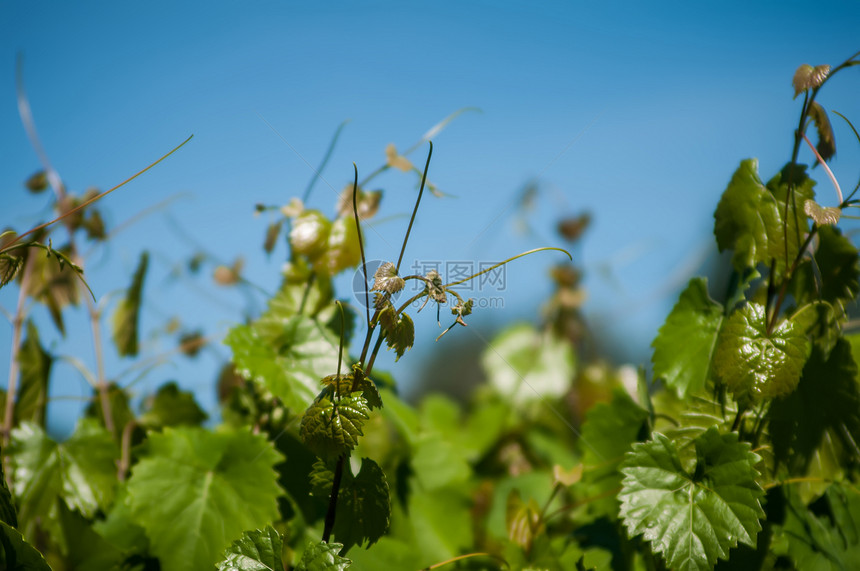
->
[3,1,860,437]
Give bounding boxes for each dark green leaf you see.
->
[791,301,840,358]
[126,427,283,571]
[138,381,208,429]
[23,243,81,335]
[579,389,649,519]
[713,302,810,403]
[0,254,22,288]
[56,500,125,570]
[331,458,391,551]
[793,225,860,312]
[300,394,369,462]
[0,520,51,571]
[765,163,816,273]
[9,419,119,542]
[381,311,414,362]
[768,340,860,501]
[24,170,48,193]
[0,446,17,528]
[652,278,724,397]
[296,540,351,571]
[111,251,149,357]
[15,320,51,425]
[226,314,339,412]
[619,428,765,571]
[263,221,282,255]
[808,102,836,163]
[216,525,284,571]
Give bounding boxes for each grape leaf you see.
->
[290,210,331,259]
[9,419,119,541]
[372,261,404,295]
[56,500,124,570]
[300,394,370,462]
[803,199,840,225]
[381,311,414,361]
[15,320,51,425]
[330,458,391,551]
[481,323,576,404]
[0,520,51,571]
[768,340,860,501]
[111,251,148,357]
[226,314,339,412]
[619,428,765,571]
[793,63,830,97]
[579,389,649,519]
[765,163,816,273]
[713,302,810,403]
[216,525,283,571]
[297,540,351,571]
[0,253,22,289]
[313,216,361,277]
[793,224,860,313]
[652,278,724,397]
[807,101,835,163]
[138,381,208,429]
[126,427,283,571]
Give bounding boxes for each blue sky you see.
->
[3,1,860,436]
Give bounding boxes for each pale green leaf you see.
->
[792,63,830,97]
[313,216,360,277]
[652,278,724,397]
[619,428,765,571]
[713,302,810,403]
[126,427,283,571]
[290,210,331,259]
[216,525,284,571]
[111,251,148,357]
[803,199,840,225]
[371,261,404,295]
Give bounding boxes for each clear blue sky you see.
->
[3,1,860,436]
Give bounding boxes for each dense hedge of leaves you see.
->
[2,52,860,570]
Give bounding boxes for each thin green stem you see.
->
[353,164,370,325]
[396,141,433,273]
[444,247,571,288]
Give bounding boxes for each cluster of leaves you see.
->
[4,53,860,571]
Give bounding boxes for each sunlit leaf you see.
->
[300,393,370,462]
[126,427,283,571]
[0,253,22,288]
[481,323,575,404]
[313,216,361,277]
[385,143,413,172]
[138,381,208,429]
[381,311,414,361]
[336,186,382,220]
[296,540,351,571]
[372,261,404,295]
[652,278,724,397]
[619,428,765,571]
[804,199,840,225]
[290,210,331,259]
[713,302,809,403]
[111,251,148,357]
[792,63,830,97]
[216,525,284,571]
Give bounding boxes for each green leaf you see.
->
[793,63,830,97]
[372,261,405,295]
[579,389,649,519]
[619,428,765,571]
[24,170,49,193]
[296,540,351,571]
[56,500,125,570]
[793,225,860,312]
[226,314,339,412]
[126,427,283,571]
[808,102,836,163]
[216,525,284,571]
[138,381,208,429]
[0,253,22,289]
[0,520,51,571]
[332,458,391,551]
[713,302,810,403]
[290,210,331,259]
[0,447,17,527]
[15,320,51,425]
[803,199,840,225]
[481,323,576,404]
[263,221,282,255]
[765,163,816,272]
[382,311,414,361]
[9,419,119,541]
[111,251,149,357]
[313,216,361,277]
[768,340,860,501]
[774,484,860,570]
[652,278,724,397]
[300,394,370,462]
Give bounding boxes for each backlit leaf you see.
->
[381,311,414,361]
[216,525,284,571]
[126,427,283,571]
[619,428,765,571]
[300,393,370,462]
[804,199,840,225]
[372,261,404,295]
[713,302,809,403]
[9,419,119,541]
[652,278,724,397]
[290,210,331,259]
[111,251,148,357]
[313,216,361,277]
[792,63,830,97]
[297,540,351,571]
